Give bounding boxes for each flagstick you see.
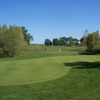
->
[59,49,61,60]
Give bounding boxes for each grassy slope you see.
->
[0,46,100,100]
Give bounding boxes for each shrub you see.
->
[86,31,100,52]
[0,25,26,57]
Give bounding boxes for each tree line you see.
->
[0,24,100,58]
[45,36,79,46]
[45,30,100,53]
[0,24,33,57]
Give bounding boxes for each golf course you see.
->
[0,0,100,99]
[0,45,100,100]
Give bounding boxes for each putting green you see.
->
[0,56,70,86]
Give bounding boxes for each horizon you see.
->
[0,0,100,44]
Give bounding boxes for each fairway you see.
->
[0,46,100,100]
[0,46,83,86]
[0,46,82,86]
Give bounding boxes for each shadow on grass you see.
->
[79,52,98,55]
[64,61,100,69]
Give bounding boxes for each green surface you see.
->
[0,56,70,86]
[0,46,100,100]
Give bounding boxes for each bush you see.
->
[86,31,100,52]
[0,25,26,57]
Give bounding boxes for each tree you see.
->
[0,26,3,55]
[45,36,80,46]
[67,36,73,45]
[21,26,33,45]
[80,37,83,43]
[82,29,89,45]
[45,39,52,45]
[73,38,79,45]
[0,24,26,57]
[2,24,7,31]
[86,31,100,52]
[53,38,60,45]
[0,25,2,30]
[61,37,67,45]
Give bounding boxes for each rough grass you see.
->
[0,46,100,100]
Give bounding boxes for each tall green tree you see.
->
[21,26,33,45]
[86,31,100,52]
[45,39,52,45]
[60,37,67,45]
[53,38,60,45]
[67,36,73,45]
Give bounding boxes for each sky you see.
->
[0,0,100,44]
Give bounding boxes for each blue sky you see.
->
[0,0,100,44]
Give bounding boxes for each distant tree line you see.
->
[0,24,33,57]
[45,29,100,53]
[45,36,79,46]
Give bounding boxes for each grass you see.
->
[0,56,70,86]
[0,45,100,100]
